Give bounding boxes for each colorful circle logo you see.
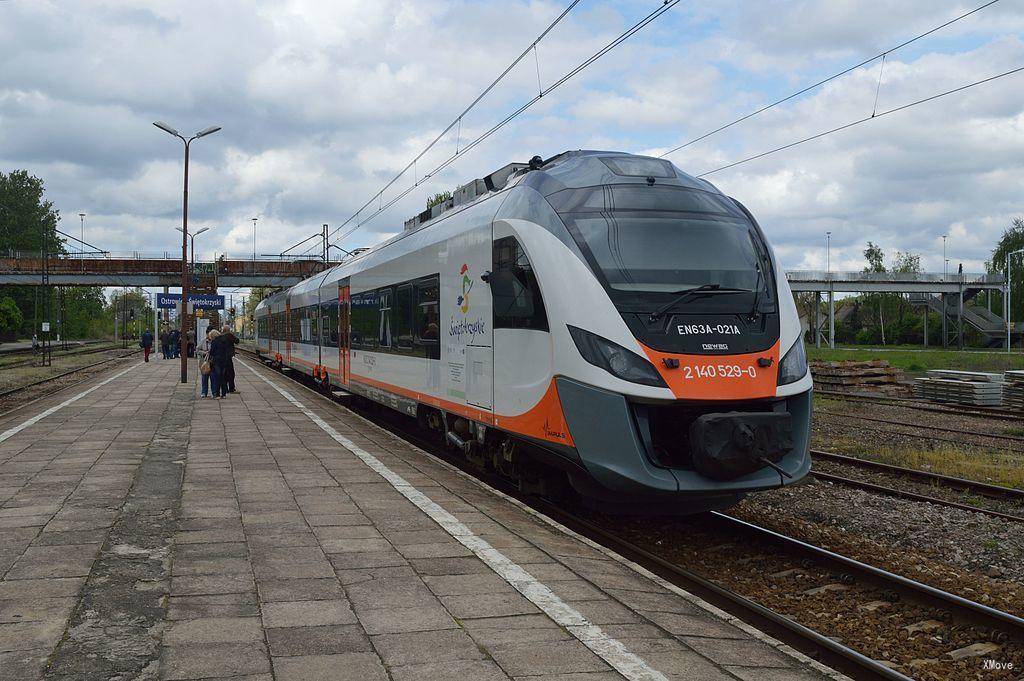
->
[457,263,473,314]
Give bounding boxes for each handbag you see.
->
[200,361,211,375]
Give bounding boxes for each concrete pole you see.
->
[814,292,821,348]
[828,286,835,349]
[923,306,929,348]
[958,281,964,351]
[941,293,948,348]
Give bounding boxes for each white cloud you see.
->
[0,0,1022,280]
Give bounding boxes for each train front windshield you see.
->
[549,185,769,309]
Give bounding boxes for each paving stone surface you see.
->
[0,357,839,681]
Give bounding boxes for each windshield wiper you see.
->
[648,284,749,322]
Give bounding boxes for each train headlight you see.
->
[777,339,807,385]
[568,325,668,388]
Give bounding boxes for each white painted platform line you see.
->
[0,363,142,444]
[241,360,668,681]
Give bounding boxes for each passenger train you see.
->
[255,150,812,513]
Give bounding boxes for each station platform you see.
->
[0,357,842,681]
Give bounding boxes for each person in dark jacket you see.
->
[169,328,181,359]
[140,329,154,362]
[220,325,239,393]
[159,328,170,359]
[208,330,232,399]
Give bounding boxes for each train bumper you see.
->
[555,377,811,506]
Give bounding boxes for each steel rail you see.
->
[816,389,1023,421]
[811,450,1024,501]
[811,470,1024,523]
[0,343,121,370]
[712,512,1024,640]
[536,500,910,681]
[816,409,1024,444]
[0,352,135,402]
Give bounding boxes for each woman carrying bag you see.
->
[197,329,219,398]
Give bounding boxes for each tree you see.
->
[862,242,885,273]
[0,296,24,341]
[0,170,65,337]
[105,288,155,339]
[989,217,1024,323]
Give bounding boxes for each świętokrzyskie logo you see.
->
[450,262,486,343]
[457,263,473,314]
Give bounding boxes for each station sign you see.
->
[190,294,225,310]
[156,293,182,309]
[156,293,224,310]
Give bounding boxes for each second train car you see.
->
[255,150,812,513]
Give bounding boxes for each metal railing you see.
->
[786,270,1005,284]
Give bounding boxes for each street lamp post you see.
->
[942,235,948,279]
[825,231,831,273]
[78,213,85,259]
[154,121,221,384]
[176,226,210,270]
[1008,248,1024,353]
[251,217,258,261]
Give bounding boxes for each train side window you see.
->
[351,292,376,350]
[300,306,311,343]
[492,236,548,331]
[378,289,392,349]
[395,284,414,351]
[309,306,319,343]
[414,277,440,359]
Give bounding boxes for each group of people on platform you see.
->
[137,324,240,400]
[197,325,239,399]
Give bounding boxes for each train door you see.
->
[285,298,292,360]
[340,285,350,385]
[449,226,493,412]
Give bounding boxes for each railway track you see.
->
[810,450,1024,524]
[0,342,121,370]
[817,389,1023,421]
[0,350,137,409]
[816,408,1024,452]
[241,348,1024,680]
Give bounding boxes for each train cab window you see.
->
[414,277,440,360]
[394,284,414,351]
[492,236,548,331]
[378,289,392,349]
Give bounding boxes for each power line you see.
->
[306,0,583,256]
[326,0,682,248]
[659,0,1001,159]
[696,65,1024,178]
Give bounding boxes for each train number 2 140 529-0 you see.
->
[682,364,757,380]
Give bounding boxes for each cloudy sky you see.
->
[2,0,1023,283]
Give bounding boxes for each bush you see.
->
[0,296,24,338]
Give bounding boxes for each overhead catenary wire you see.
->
[696,64,1024,177]
[297,0,583,257]
[327,0,682,247]
[658,0,1002,159]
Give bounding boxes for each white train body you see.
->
[256,151,812,512]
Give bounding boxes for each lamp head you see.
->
[194,227,211,236]
[153,121,182,137]
[195,126,222,138]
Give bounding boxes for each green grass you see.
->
[822,436,1024,489]
[807,345,1024,374]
